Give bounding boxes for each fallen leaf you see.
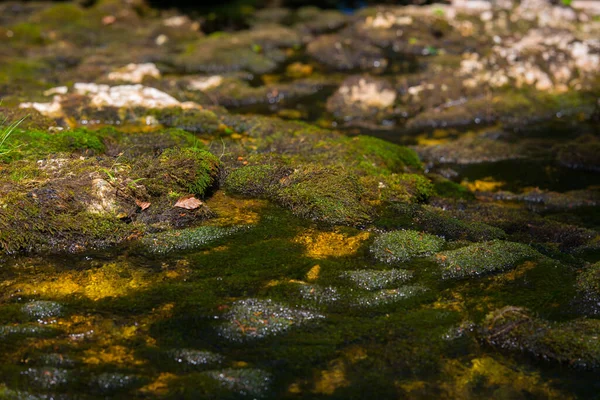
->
[135,199,151,211]
[174,195,203,210]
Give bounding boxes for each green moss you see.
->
[138,225,242,255]
[7,23,46,46]
[0,128,105,162]
[0,59,48,86]
[277,166,371,226]
[371,230,444,264]
[576,262,600,294]
[432,176,474,200]
[149,108,221,135]
[34,3,85,27]
[330,135,423,175]
[435,240,540,279]
[224,164,285,197]
[143,148,220,197]
[481,307,600,369]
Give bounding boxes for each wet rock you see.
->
[434,240,541,279]
[326,75,396,123]
[556,136,600,172]
[576,261,600,295]
[107,63,161,84]
[89,372,142,395]
[218,298,324,341]
[298,284,341,305]
[487,188,600,211]
[294,7,347,35]
[203,368,271,398]
[0,325,58,339]
[170,349,224,368]
[350,285,428,307]
[390,204,507,242]
[340,269,413,291]
[307,34,387,72]
[22,353,75,368]
[481,306,600,369]
[20,301,62,322]
[371,230,445,265]
[174,26,301,75]
[139,225,243,255]
[88,178,118,215]
[22,367,69,390]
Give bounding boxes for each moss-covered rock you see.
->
[576,262,600,294]
[435,240,540,279]
[481,306,600,369]
[138,225,242,255]
[340,269,413,291]
[277,166,371,226]
[371,230,444,265]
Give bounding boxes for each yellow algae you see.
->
[397,380,427,393]
[140,373,178,396]
[463,178,505,192]
[288,382,302,394]
[232,361,250,368]
[293,229,370,259]
[204,190,267,225]
[313,359,349,395]
[440,357,572,399]
[12,260,188,301]
[486,260,537,288]
[429,290,466,313]
[312,346,367,395]
[306,265,321,281]
[83,345,145,366]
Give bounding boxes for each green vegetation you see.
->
[435,240,541,279]
[371,230,445,264]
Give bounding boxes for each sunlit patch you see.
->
[139,372,178,397]
[82,345,145,366]
[204,190,267,226]
[463,178,505,192]
[439,357,571,399]
[11,261,189,301]
[306,264,321,281]
[312,346,368,395]
[293,229,371,259]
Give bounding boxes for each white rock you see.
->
[188,76,223,91]
[107,63,161,84]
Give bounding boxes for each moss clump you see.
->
[481,306,600,369]
[150,108,221,135]
[362,173,434,203]
[340,269,413,291]
[223,164,288,197]
[325,135,423,175]
[0,128,105,162]
[277,166,371,226]
[576,262,600,294]
[143,148,220,197]
[435,240,540,279]
[138,225,242,255]
[371,230,444,264]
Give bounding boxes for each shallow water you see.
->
[0,191,599,399]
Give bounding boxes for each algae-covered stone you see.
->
[435,240,540,279]
[481,306,600,369]
[224,164,288,197]
[145,147,220,197]
[371,230,444,264]
[170,349,223,367]
[341,269,413,291]
[277,166,372,226]
[23,367,70,390]
[89,373,142,395]
[139,225,242,255]
[576,262,600,294]
[219,298,324,341]
[298,284,341,305]
[203,368,271,398]
[350,285,428,307]
[21,301,63,322]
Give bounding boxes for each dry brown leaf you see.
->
[174,195,203,210]
[135,199,151,211]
